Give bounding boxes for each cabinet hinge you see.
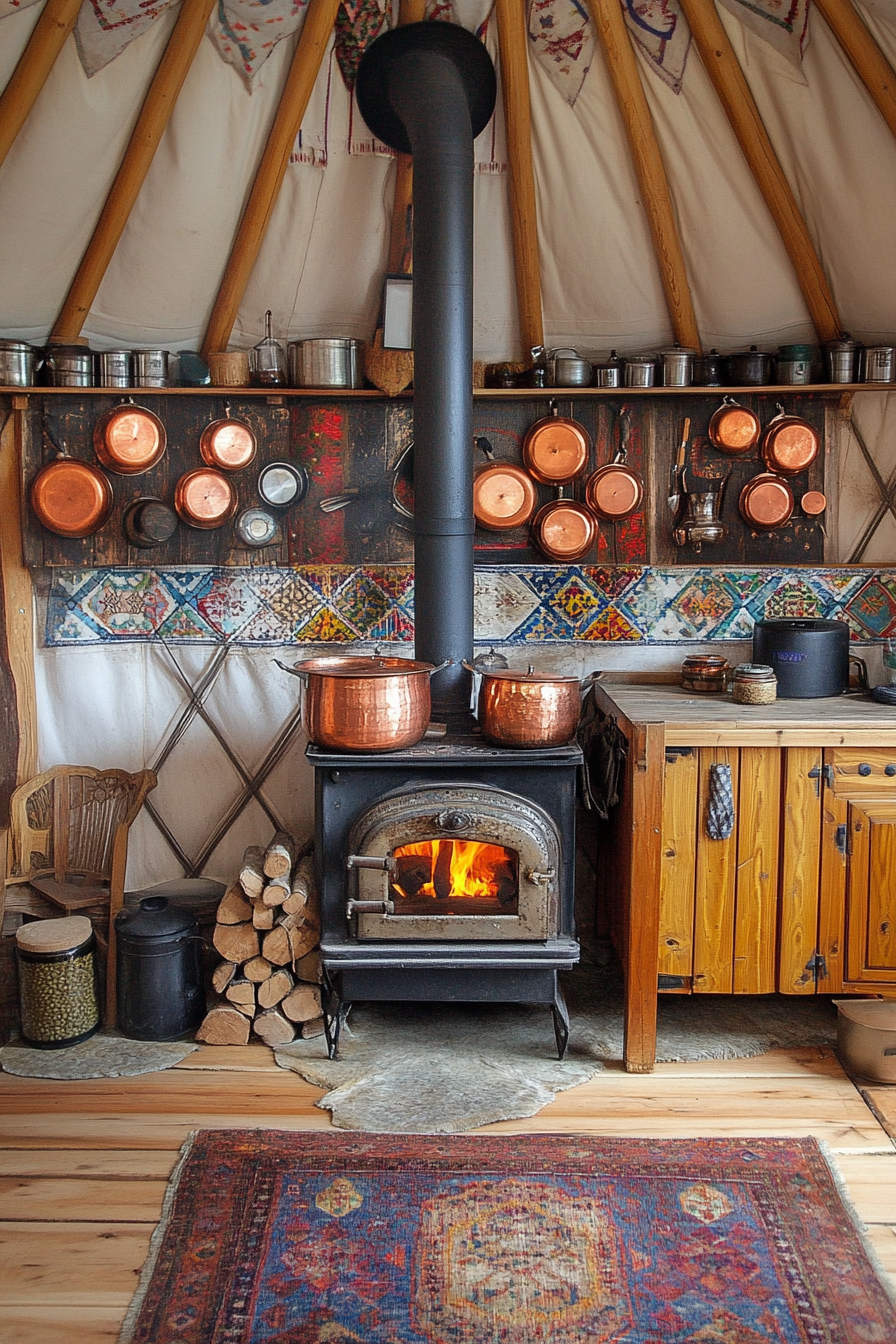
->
[834,823,850,855]
[665,747,694,762]
[658,974,686,989]
[808,764,835,794]
[805,952,828,984]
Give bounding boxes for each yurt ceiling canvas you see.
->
[2,0,896,361]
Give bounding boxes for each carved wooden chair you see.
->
[3,766,157,1026]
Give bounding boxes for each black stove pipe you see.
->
[357,25,496,730]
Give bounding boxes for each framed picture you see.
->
[382,274,413,350]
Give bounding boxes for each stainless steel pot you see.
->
[825,336,863,383]
[43,345,93,387]
[659,345,696,387]
[288,338,364,389]
[96,350,132,388]
[133,349,170,387]
[863,346,896,384]
[0,340,36,387]
[624,355,656,387]
[549,348,592,387]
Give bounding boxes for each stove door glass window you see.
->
[390,839,518,917]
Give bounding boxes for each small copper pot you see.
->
[465,661,584,749]
[585,459,644,521]
[277,655,449,753]
[761,405,819,476]
[174,467,238,529]
[93,401,166,475]
[708,398,761,455]
[199,409,257,472]
[739,472,795,529]
[522,404,590,484]
[473,461,537,530]
[530,499,597,561]
[30,457,113,538]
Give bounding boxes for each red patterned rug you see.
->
[120,1131,895,1344]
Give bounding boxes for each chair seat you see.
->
[29,876,111,912]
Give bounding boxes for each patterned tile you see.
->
[844,577,896,637]
[762,577,826,621]
[671,575,736,635]
[473,571,540,641]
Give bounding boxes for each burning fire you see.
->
[392,839,516,904]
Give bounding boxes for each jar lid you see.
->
[659,346,697,357]
[16,915,93,953]
[114,895,195,941]
[778,344,817,359]
[734,663,777,681]
[682,655,728,670]
[0,339,34,352]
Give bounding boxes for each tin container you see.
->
[593,351,623,387]
[681,654,730,694]
[692,349,723,386]
[660,346,696,387]
[624,356,656,387]
[732,663,777,705]
[288,338,364,389]
[43,344,93,387]
[0,339,36,387]
[777,359,813,385]
[115,896,205,1041]
[724,346,775,386]
[133,349,170,387]
[825,336,863,383]
[95,350,132,388]
[15,916,100,1048]
[834,999,896,1083]
[863,346,896,384]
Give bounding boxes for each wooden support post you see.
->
[51,0,216,342]
[0,0,81,171]
[494,0,544,357]
[813,0,896,139]
[201,0,342,359]
[586,0,701,351]
[386,0,427,277]
[676,0,842,342]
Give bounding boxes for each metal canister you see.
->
[660,346,696,387]
[732,662,777,706]
[115,896,205,1040]
[777,359,812,385]
[288,338,364,389]
[863,346,896,384]
[825,336,863,383]
[133,349,171,387]
[593,350,623,387]
[43,344,93,387]
[624,355,656,387]
[0,340,36,387]
[95,349,132,388]
[692,348,724,386]
[15,916,100,1048]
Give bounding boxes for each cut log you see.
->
[196,1005,251,1046]
[263,830,296,879]
[216,882,253,925]
[225,978,256,1009]
[281,886,308,917]
[212,961,237,994]
[262,919,319,967]
[212,921,260,964]
[253,1009,296,1046]
[243,955,274,983]
[301,1016,327,1040]
[294,950,322,984]
[231,1000,255,1018]
[257,967,294,1010]
[281,982,322,1024]
[238,845,265,900]
[252,903,275,930]
[262,877,291,908]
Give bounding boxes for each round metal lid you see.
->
[175,468,237,529]
[258,461,308,508]
[236,507,278,547]
[739,473,794,528]
[30,458,112,538]
[473,463,536,530]
[114,896,195,942]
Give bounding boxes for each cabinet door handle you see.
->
[706,763,734,840]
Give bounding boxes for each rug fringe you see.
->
[816,1137,896,1312]
[117,1132,199,1344]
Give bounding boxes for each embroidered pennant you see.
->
[74,0,180,78]
[527,0,594,107]
[623,0,691,94]
[716,0,810,68]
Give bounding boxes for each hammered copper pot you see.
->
[467,662,584,749]
[278,655,449,752]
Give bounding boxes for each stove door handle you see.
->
[346,897,395,918]
[345,854,397,873]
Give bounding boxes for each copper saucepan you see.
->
[708,397,761,455]
[530,499,597,561]
[174,467,238,529]
[93,399,166,475]
[522,402,590,485]
[464,660,586,749]
[761,404,819,476]
[473,437,537,531]
[739,472,795,529]
[277,655,451,753]
[199,404,257,472]
[584,405,643,521]
[30,456,113,538]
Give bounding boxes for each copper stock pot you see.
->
[465,661,585,749]
[277,655,451,752]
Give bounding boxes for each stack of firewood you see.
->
[196,833,324,1047]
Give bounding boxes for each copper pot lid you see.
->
[292,655,436,678]
[474,665,580,684]
[200,414,257,472]
[585,463,644,521]
[708,398,761,455]
[30,458,112,538]
[93,403,166,474]
[531,500,596,560]
[739,472,794,529]
[801,490,827,516]
[174,467,237,529]
[522,408,590,484]
[761,410,819,476]
[473,462,537,530]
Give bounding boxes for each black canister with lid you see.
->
[752,618,850,698]
[115,896,205,1040]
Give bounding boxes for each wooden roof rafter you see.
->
[813,0,896,139]
[0,0,82,171]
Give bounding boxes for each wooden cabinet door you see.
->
[659,749,698,982]
[845,798,896,985]
[778,748,823,994]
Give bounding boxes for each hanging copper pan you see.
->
[530,499,597,561]
[473,461,537,531]
[199,406,257,472]
[93,400,166,475]
[30,458,113,538]
[585,459,644,521]
[761,405,819,476]
[174,467,238,529]
[522,403,590,484]
[739,472,794,530]
[708,397,761,455]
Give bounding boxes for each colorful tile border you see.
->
[44,565,896,647]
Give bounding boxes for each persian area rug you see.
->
[119,1130,895,1344]
[274,969,838,1133]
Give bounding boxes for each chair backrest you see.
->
[6,766,157,885]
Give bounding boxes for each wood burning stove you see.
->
[311,737,581,1058]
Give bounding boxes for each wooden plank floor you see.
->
[1,1043,894,1344]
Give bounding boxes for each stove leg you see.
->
[321,968,347,1061]
[551,985,570,1060]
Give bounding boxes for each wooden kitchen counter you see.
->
[589,675,896,1075]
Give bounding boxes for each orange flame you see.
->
[393,839,512,901]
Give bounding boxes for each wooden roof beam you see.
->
[0,0,81,171]
[202,0,342,360]
[587,0,702,351]
[813,0,896,139]
[52,0,216,342]
[677,0,842,343]
[494,0,545,358]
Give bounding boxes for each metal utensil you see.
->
[668,416,690,513]
[319,489,360,513]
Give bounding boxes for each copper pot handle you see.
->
[274,658,307,682]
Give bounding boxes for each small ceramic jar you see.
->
[732,663,777,705]
[681,655,730,694]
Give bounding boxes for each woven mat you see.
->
[119,1129,896,1343]
[0,1030,197,1079]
